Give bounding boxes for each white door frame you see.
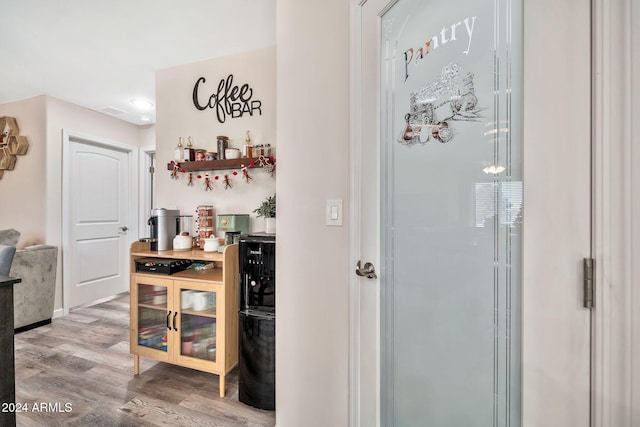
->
[61,129,139,315]
[592,0,638,425]
[349,1,378,426]
[349,0,600,425]
[139,145,156,239]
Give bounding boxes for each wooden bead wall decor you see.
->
[0,116,29,179]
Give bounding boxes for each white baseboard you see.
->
[53,308,64,319]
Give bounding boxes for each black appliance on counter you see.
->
[134,258,192,275]
[238,234,276,411]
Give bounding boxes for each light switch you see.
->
[326,199,343,226]
[330,206,339,220]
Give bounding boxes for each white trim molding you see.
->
[592,0,637,425]
[138,145,156,239]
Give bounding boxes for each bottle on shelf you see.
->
[244,130,253,158]
[184,136,195,162]
[175,137,184,162]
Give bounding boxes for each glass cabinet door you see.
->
[177,285,218,363]
[136,279,171,353]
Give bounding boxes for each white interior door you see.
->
[63,132,136,309]
[351,0,592,425]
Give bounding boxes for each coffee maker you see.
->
[147,208,180,251]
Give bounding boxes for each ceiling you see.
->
[0,0,276,125]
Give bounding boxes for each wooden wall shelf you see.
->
[167,157,270,172]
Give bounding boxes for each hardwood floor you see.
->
[13,293,276,427]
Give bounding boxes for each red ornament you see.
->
[214,175,219,180]
[250,161,256,167]
[232,171,238,176]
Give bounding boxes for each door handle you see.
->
[355,260,377,279]
[167,311,172,330]
[173,312,178,331]
[120,226,129,232]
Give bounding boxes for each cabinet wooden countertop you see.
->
[132,268,224,284]
[131,242,237,262]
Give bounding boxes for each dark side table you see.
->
[0,276,21,427]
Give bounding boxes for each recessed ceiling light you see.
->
[131,98,154,110]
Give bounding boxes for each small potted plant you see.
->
[254,194,276,233]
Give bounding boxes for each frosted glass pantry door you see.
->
[380,1,521,424]
[351,0,592,425]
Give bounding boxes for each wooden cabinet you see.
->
[129,242,238,397]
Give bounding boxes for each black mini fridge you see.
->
[239,234,275,411]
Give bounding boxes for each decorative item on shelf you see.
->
[254,194,276,234]
[258,155,276,176]
[168,155,275,190]
[170,161,181,179]
[225,148,240,159]
[195,149,206,161]
[0,116,29,180]
[204,173,214,191]
[241,165,253,182]
[175,137,184,162]
[223,174,233,189]
[184,136,195,161]
[217,136,229,160]
[244,131,253,158]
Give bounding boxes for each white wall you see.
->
[0,96,47,248]
[155,46,276,234]
[276,1,351,426]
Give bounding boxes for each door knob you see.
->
[120,226,129,232]
[355,260,377,279]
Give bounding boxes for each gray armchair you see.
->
[0,229,58,331]
[0,245,16,276]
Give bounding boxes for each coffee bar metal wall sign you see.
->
[192,74,263,124]
[392,13,486,146]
